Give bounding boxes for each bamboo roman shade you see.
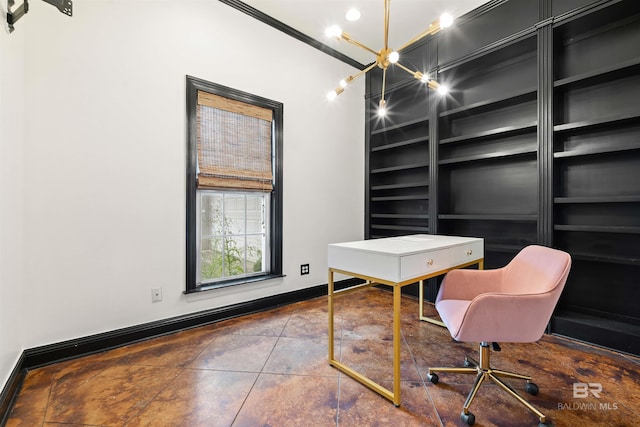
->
[196,91,273,192]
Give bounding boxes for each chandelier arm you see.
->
[331,62,379,96]
[345,62,379,85]
[395,62,421,77]
[341,33,379,56]
[395,62,444,91]
[396,19,443,53]
[381,67,388,103]
[384,0,390,51]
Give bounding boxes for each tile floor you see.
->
[6,287,640,426]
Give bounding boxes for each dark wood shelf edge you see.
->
[440,122,537,145]
[439,214,537,221]
[439,148,536,165]
[371,136,429,152]
[371,196,429,201]
[370,214,429,219]
[554,113,640,134]
[371,162,429,174]
[371,181,429,191]
[371,225,430,231]
[554,195,640,204]
[440,87,537,118]
[554,143,640,159]
[555,225,640,234]
[564,251,640,266]
[371,117,428,135]
[554,56,640,88]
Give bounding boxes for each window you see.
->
[186,76,283,292]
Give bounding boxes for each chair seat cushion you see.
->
[435,299,471,339]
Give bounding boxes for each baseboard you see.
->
[0,353,26,427]
[1,278,361,424]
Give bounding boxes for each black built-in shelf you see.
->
[364,0,640,355]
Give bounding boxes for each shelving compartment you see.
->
[436,34,538,265]
[551,2,640,354]
[369,116,430,239]
[438,158,538,267]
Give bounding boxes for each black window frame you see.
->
[185,75,283,293]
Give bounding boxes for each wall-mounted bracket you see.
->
[6,0,72,33]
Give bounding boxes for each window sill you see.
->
[184,273,285,294]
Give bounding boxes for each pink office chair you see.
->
[427,245,571,427]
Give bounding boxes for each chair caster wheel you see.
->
[526,381,539,396]
[460,411,475,426]
[427,373,439,384]
[538,422,550,427]
[463,358,471,368]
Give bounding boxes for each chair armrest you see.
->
[436,268,505,302]
[454,292,558,343]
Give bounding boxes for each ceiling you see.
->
[240,0,491,65]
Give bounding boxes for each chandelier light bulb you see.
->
[345,8,361,22]
[421,73,429,82]
[378,99,387,116]
[327,90,338,101]
[388,51,399,64]
[339,79,348,88]
[440,13,454,28]
[325,25,343,39]
[437,85,449,95]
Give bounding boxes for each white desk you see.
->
[327,234,484,406]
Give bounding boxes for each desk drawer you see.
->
[400,249,449,281]
[450,240,484,266]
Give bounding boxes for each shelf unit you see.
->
[436,34,538,267]
[551,0,640,355]
[363,0,640,354]
[366,82,431,239]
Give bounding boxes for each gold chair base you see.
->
[428,342,547,425]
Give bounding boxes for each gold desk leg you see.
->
[328,269,335,363]
[392,284,402,406]
[419,279,445,327]
[327,270,400,406]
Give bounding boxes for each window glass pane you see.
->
[197,190,267,285]
[224,193,246,235]
[246,234,264,273]
[201,193,223,237]
[200,237,223,281]
[223,234,246,276]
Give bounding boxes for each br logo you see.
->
[573,382,602,399]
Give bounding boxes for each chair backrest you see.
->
[502,245,572,298]
[440,245,572,343]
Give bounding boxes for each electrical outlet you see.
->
[151,287,162,303]
[300,264,310,275]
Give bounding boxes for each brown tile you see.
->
[5,368,56,427]
[44,364,182,426]
[126,369,258,427]
[337,378,439,427]
[188,334,277,372]
[339,338,422,383]
[100,327,216,368]
[232,373,339,426]
[208,309,290,336]
[262,337,338,377]
[281,311,331,339]
[428,380,544,427]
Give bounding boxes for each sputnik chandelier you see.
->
[325,0,453,116]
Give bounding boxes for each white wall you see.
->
[0,16,25,389]
[16,0,364,349]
